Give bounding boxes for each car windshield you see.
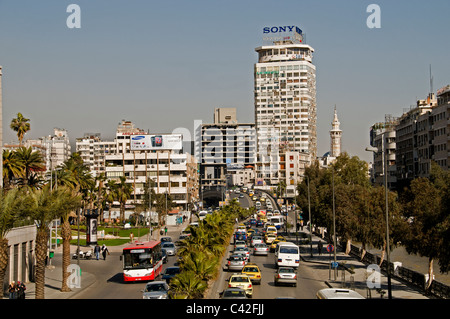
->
[162,243,175,248]
[243,267,259,273]
[145,283,168,292]
[229,256,243,261]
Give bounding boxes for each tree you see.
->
[0,188,30,297]
[2,149,24,189]
[24,185,80,299]
[116,176,133,224]
[10,112,30,145]
[401,163,450,291]
[14,146,45,186]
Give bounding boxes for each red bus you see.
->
[121,241,163,282]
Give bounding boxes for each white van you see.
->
[269,216,284,229]
[275,242,300,268]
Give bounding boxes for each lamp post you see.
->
[365,142,392,299]
[307,176,312,257]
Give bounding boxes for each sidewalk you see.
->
[17,219,190,300]
[291,227,430,299]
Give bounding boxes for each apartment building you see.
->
[369,115,399,189]
[75,133,116,177]
[396,94,436,185]
[433,85,450,170]
[195,108,256,189]
[254,26,316,187]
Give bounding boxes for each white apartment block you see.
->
[254,27,316,187]
[79,120,199,209]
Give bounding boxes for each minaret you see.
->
[330,106,342,158]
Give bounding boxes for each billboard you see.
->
[130,134,182,151]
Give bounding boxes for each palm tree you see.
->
[115,176,133,224]
[25,185,80,299]
[14,146,45,186]
[0,188,30,297]
[10,112,30,145]
[2,149,24,189]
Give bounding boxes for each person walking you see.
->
[101,244,109,261]
[164,226,168,236]
[94,244,101,260]
[317,241,323,255]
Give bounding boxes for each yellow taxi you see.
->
[247,228,256,238]
[265,233,277,244]
[241,263,262,285]
[228,273,253,297]
[270,238,286,252]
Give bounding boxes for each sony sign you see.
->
[263,26,302,34]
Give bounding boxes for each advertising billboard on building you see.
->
[130,134,182,150]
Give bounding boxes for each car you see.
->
[233,250,250,263]
[239,193,244,198]
[160,236,172,243]
[234,240,247,249]
[221,287,248,299]
[162,266,180,283]
[161,242,177,256]
[228,273,253,297]
[256,220,264,228]
[247,228,256,237]
[242,263,262,285]
[142,281,170,299]
[265,233,277,244]
[274,267,297,287]
[226,254,246,271]
[234,246,250,260]
[123,223,131,229]
[270,239,285,252]
[251,236,264,247]
[253,243,269,256]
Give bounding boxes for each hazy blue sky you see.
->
[1,0,449,162]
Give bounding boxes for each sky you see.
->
[1,0,449,163]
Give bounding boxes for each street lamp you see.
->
[365,144,392,299]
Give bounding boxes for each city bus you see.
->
[121,241,163,282]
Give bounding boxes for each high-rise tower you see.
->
[254,26,316,186]
[330,106,342,158]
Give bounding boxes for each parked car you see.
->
[161,242,177,256]
[228,273,253,298]
[226,254,246,271]
[162,266,180,283]
[221,287,248,299]
[274,267,297,287]
[253,243,269,256]
[142,281,170,299]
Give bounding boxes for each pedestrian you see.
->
[164,226,168,236]
[317,241,323,255]
[17,281,26,299]
[300,219,304,230]
[8,281,16,299]
[296,222,300,232]
[94,244,101,260]
[101,244,109,260]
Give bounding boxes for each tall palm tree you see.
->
[10,112,30,145]
[0,188,30,297]
[2,149,24,189]
[25,185,80,299]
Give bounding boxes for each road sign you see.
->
[331,261,339,269]
[326,244,334,253]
